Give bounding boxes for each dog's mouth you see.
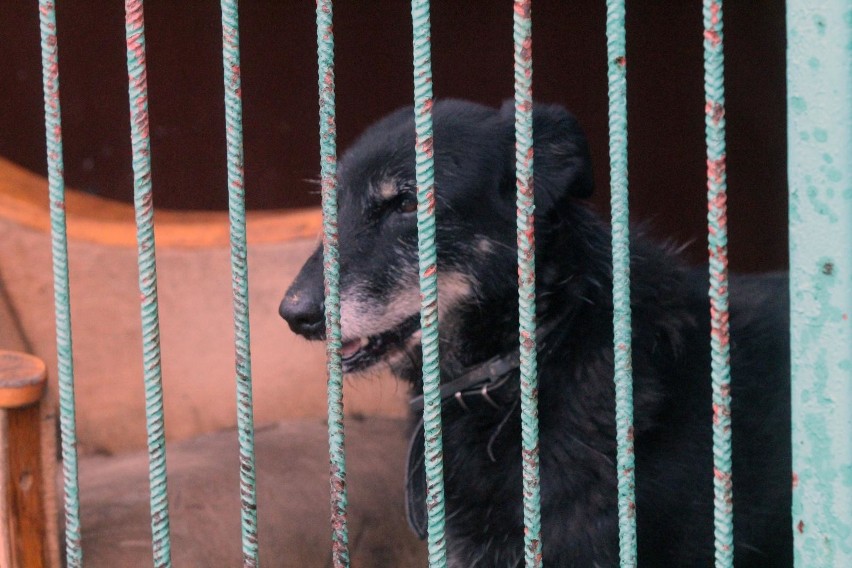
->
[339,314,421,373]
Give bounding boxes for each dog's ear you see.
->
[500,100,594,213]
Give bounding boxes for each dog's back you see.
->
[633,271,791,566]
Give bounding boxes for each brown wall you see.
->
[0,1,787,271]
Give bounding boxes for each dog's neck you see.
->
[398,205,692,432]
[407,314,566,412]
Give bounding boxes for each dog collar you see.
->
[408,350,521,413]
[407,316,563,413]
[405,350,524,539]
[405,317,564,539]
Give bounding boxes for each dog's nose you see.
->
[279,292,325,338]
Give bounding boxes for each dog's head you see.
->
[280,99,593,378]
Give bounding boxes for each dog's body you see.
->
[281,100,791,567]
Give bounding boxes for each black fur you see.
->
[280,100,791,567]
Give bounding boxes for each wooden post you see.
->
[0,351,58,568]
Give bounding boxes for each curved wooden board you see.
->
[0,157,322,248]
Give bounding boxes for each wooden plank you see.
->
[39,393,59,568]
[6,404,46,568]
[0,414,11,568]
[0,351,51,568]
[0,157,322,248]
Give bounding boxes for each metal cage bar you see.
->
[702,1,734,565]
[220,1,261,566]
[605,1,638,566]
[38,1,83,565]
[123,1,173,566]
[787,0,852,565]
[315,1,351,566]
[410,1,448,566]
[511,1,544,566]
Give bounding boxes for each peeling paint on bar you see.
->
[787,0,852,565]
[512,1,544,566]
[38,1,83,565]
[315,1,351,566]
[220,1,260,566]
[702,1,734,566]
[605,1,638,566]
[410,1,448,566]
[123,1,173,566]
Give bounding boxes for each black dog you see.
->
[280,100,791,567]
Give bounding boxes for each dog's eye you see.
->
[396,194,417,214]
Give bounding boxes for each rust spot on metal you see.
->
[713,467,732,483]
[703,2,723,47]
[709,2,721,26]
[419,135,434,158]
[712,402,732,425]
[705,101,725,124]
[704,29,721,45]
[822,262,834,276]
[615,55,626,67]
[797,520,805,534]
[706,156,727,187]
[522,446,540,469]
[520,38,532,60]
[230,62,241,89]
[792,471,799,489]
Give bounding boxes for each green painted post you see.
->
[410,1,448,566]
[702,1,735,566]
[219,1,261,566]
[605,2,638,566]
[124,1,173,566]
[315,1,351,566]
[511,2,545,566]
[38,2,83,565]
[787,1,852,566]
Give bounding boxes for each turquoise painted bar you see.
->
[511,2,545,566]
[219,1,261,566]
[315,1,351,566]
[123,1,173,566]
[702,1,735,566]
[38,1,83,565]
[787,0,852,566]
[604,1,638,566]
[410,1,448,566]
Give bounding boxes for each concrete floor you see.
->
[78,417,426,567]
